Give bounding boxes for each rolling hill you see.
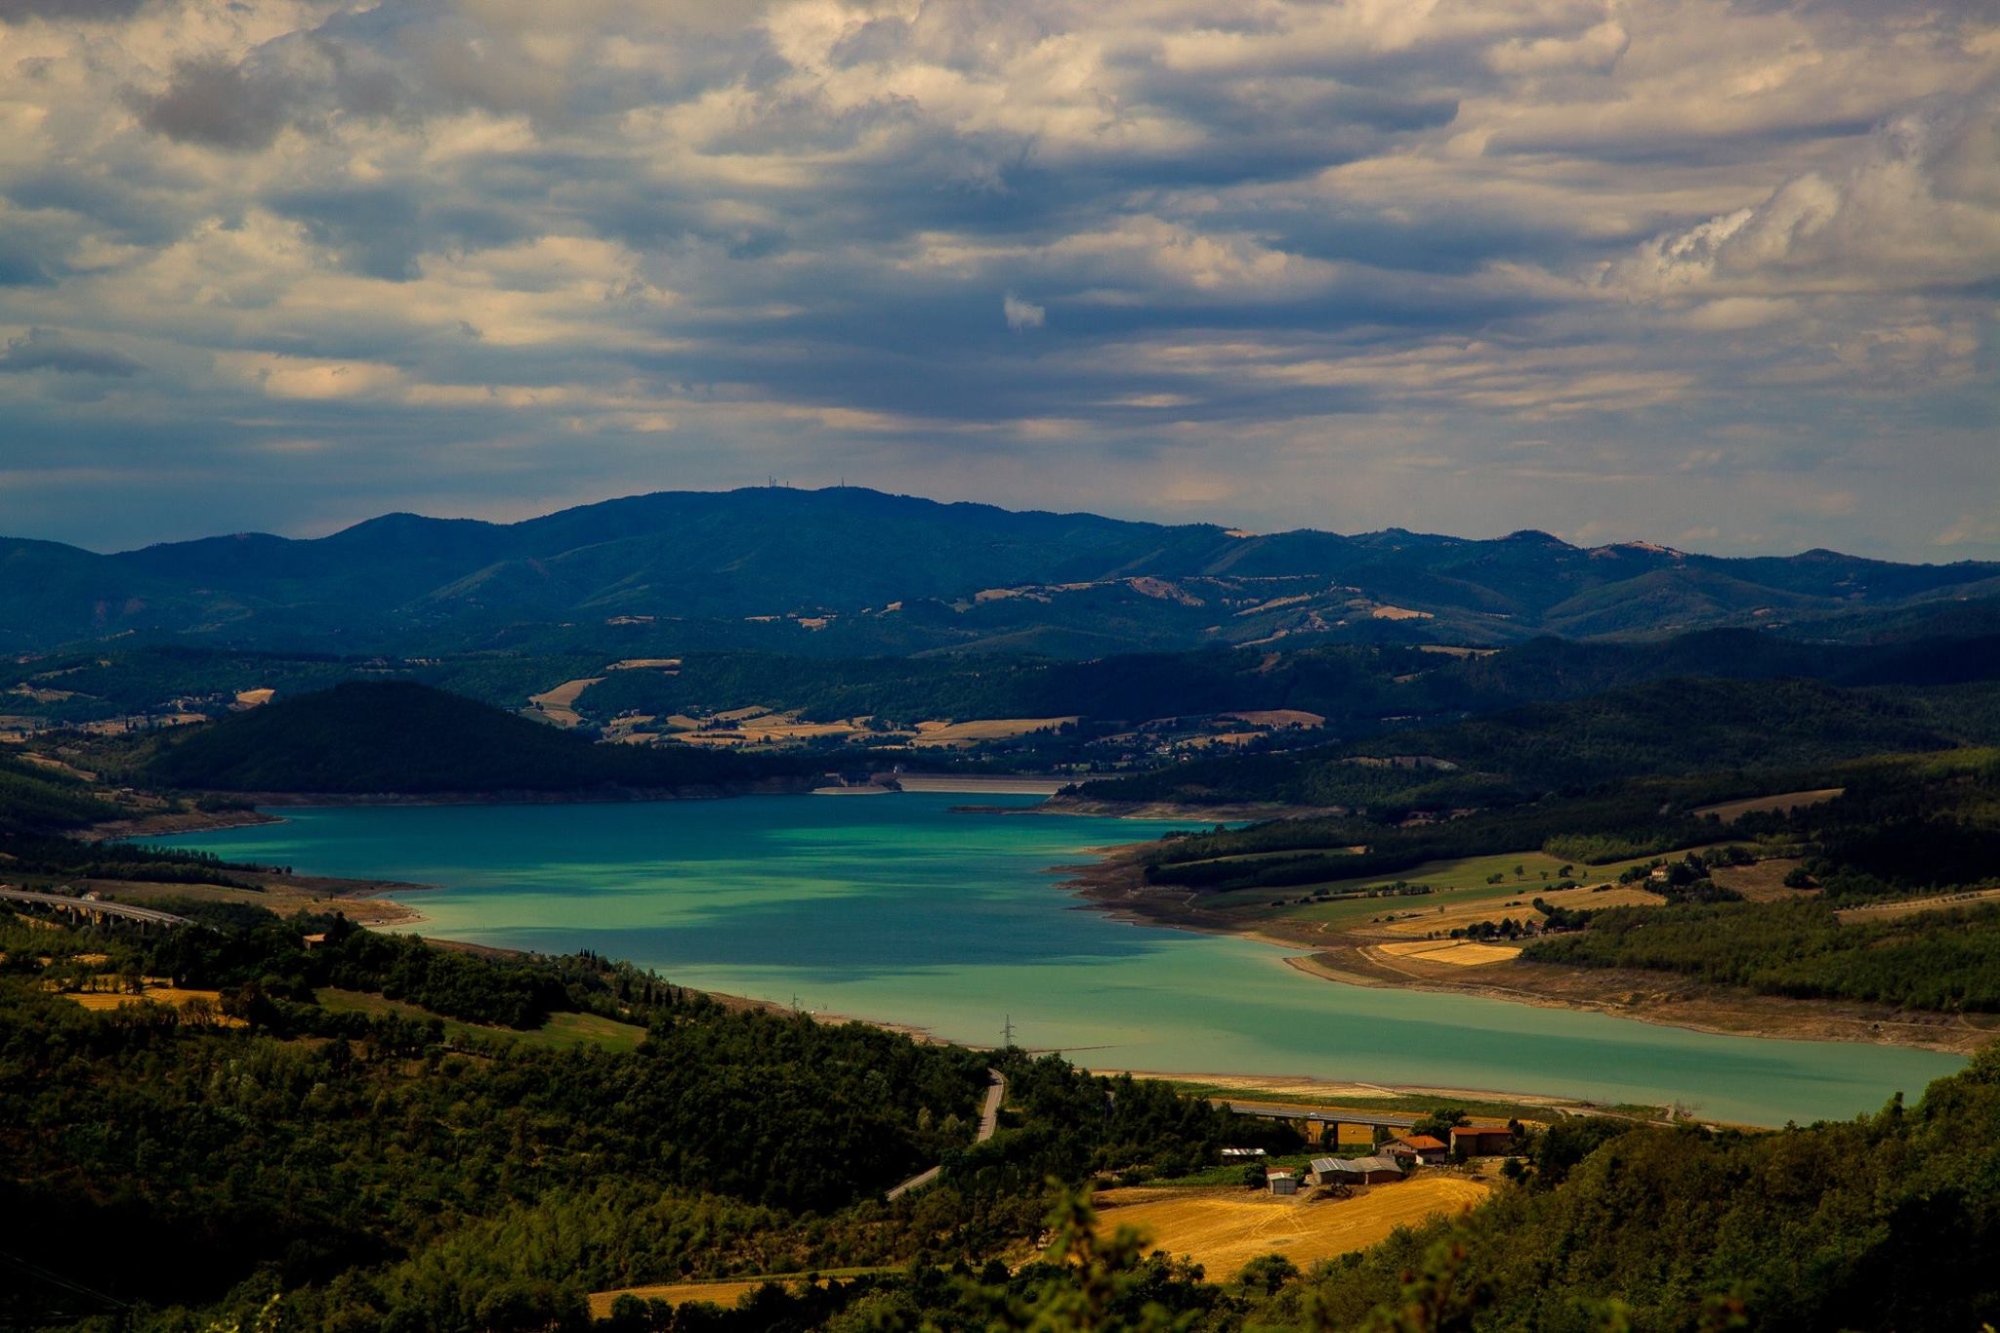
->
[142,681,811,795]
[1,487,1994,655]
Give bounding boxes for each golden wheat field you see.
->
[1095,1177,1490,1275]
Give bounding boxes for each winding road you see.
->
[887,1067,1006,1201]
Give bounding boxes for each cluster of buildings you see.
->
[1259,1124,1520,1196]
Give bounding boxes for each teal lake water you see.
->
[155,794,1962,1126]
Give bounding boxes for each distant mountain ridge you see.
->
[4,487,1995,654]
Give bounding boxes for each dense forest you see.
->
[1525,898,2000,1011]
[1087,676,1979,811]
[574,630,2000,738]
[4,903,1999,1331]
[140,682,815,795]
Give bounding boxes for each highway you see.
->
[0,888,195,928]
[887,1066,1007,1201]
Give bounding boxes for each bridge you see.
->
[0,888,195,929]
[1220,1102,1422,1134]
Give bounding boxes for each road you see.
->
[0,888,194,928]
[887,1067,1006,1201]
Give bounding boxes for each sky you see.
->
[0,0,1995,560]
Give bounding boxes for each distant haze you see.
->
[0,3,1994,559]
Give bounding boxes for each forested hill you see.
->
[143,681,811,795]
[4,485,1996,654]
[1083,676,1969,809]
[0,753,117,836]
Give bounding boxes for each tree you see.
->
[1238,1253,1300,1295]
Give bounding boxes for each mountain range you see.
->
[6,486,1997,655]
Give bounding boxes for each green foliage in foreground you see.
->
[6,905,2000,1332]
[0,907,1266,1331]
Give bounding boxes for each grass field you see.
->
[1836,886,2000,924]
[1709,858,1813,902]
[1096,1177,1489,1275]
[1215,848,1684,938]
[87,877,420,926]
[1693,788,1843,821]
[316,988,648,1052]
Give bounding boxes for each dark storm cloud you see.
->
[132,54,293,151]
[0,328,141,375]
[0,0,144,22]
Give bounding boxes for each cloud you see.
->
[0,0,1993,559]
[130,54,294,151]
[1002,292,1044,330]
[1615,85,2000,294]
[0,328,141,375]
[0,0,144,22]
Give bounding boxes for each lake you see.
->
[154,793,1963,1126]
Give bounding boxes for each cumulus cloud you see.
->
[1616,86,2000,294]
[1002,292,1044,330]
[0,0,1993,557]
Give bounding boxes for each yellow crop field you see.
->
[1096,1177,1489,1275]
[1376,940,1522,967]
[527,678,605,726]
[911,717,1079,745]
[588,1271,885,1319]
[588,1281,773,1318]
[62,987,245,1025]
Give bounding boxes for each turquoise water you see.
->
[155,794,1963,1126]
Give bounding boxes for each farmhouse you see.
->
[1310,1155,1404,1186]
[1449,1126,1517,1157]
[1380,1134,1449,1166]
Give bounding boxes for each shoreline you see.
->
[84,807,287,842]
[356,906,1685,1121]
[1055,844,1995,1058]
[192,776,822,808]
